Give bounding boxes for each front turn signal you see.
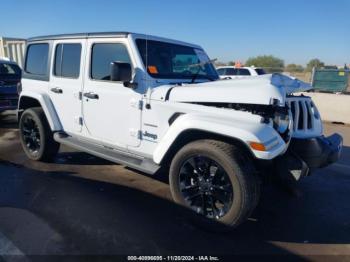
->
[249,142,266,151]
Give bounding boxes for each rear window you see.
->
[0,63,21,76]
[255,68,267,75]
[25,44,49,75]
[54,43,81,78]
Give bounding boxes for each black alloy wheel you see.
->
[179,155,234,220]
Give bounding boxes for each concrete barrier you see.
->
[301,92,350,125]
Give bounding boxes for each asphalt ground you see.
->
[0,111,350,261]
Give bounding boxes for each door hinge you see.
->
[79,117,83,126]
[130,99,144,110]
[78,92,83,100]
[129,129,142,139]
[138,100,144,110]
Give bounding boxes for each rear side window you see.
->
[255,68,266,75]
[238,69,250,75]
[225,68,238,75]
[25,44,49,75]
[54,43,82,78]
[91,43,131,81]
[217,68,226,75]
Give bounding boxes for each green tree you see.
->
[286,64,304,73]
[306,58,325,72]
[245,55,284,73]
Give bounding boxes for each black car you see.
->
[0,60,21,112]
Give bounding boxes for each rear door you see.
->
[49,39,85,134]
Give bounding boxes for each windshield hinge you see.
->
[138,100,144,110]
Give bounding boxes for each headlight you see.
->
[274,111,291,134]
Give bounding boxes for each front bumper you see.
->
[289,134,343,168]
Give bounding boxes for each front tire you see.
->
[19,107,60,162]
[169,140,260,228]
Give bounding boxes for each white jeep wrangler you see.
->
[18,32,342,228]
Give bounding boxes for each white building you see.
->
[0,37,26,68]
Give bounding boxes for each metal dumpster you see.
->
[311,69,349,93]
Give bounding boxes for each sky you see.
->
[1,0,349,66]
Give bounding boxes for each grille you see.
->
[287,97,320,137]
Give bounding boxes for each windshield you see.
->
[136,39,219,80]
[0,62,21,77]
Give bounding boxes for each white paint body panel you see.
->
[167,75,286,105]
[19,85,62,131]
[152,113,286,164]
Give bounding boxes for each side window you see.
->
[238,69,251,76]
[216,68,226,75]
[54,43,81,78]
[91,43,131,81]
[25,44,49,75]
[225,68,238,75]
[255,68,266,75]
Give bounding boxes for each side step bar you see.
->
[53,133,160,175]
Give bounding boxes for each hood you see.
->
[270,73,312,93]
[161,74,311,106]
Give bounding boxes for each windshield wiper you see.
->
[187,58,217,69]
[188,58,217,83]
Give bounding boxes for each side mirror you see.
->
[110,61,132,83]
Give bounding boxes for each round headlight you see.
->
[274,112,290,134]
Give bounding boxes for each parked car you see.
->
[0,59,21,113]
[217,66,267,79]
[18,32,342,229]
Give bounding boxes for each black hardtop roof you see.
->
[28,32,131,42]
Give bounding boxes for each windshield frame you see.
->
[135,38,219,81]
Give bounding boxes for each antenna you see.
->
[146,34,148,85]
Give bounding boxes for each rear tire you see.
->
[169,139,260,228]
[19,107,60,162]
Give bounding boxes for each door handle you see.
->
[83,92,99,99]
[51,87,63,94]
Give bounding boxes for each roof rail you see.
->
[28,32,131,42]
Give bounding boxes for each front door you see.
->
[49,40,85,134]
[82,39,141,148]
